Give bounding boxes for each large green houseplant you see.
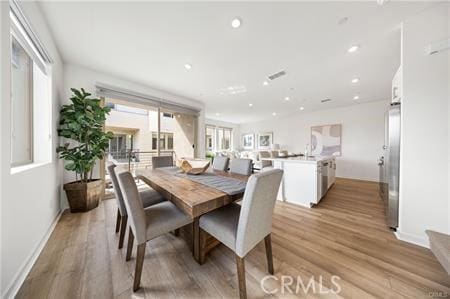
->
[57,88,113,212]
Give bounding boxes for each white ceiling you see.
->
[38,1,433,124]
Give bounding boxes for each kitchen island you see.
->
[263,156,336,208]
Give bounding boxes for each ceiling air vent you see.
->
[268,70,286,81]
[321,98,332,103]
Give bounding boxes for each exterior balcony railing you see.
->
[106,149,175,173]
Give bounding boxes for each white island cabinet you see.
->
[266,156,336,208]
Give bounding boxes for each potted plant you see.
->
[57,88,113,212]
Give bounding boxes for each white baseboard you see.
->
[395,230,430,248]
[2,210,63,299]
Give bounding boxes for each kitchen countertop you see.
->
[261,156,335,164]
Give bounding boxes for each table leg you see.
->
[192,217,200,263]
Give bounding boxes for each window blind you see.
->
[95,83,201,116]
[10,0,53,69]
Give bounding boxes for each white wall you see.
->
[205,118,240,150]
[239,100,388,182]
[1,2,65,297]
[397,3,449,247]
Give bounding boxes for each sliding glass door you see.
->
[101,97,198,198]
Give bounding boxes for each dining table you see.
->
[136,166,249,263]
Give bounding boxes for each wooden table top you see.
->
[136,168,249,218]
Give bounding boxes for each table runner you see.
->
[159,166,247,195]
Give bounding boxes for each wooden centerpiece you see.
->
[178,158,210,175]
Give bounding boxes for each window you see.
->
[217,127,232,151]
[159,135,166,149]
[167,134,173,149]
[152,132,174,151]
[205,126,216,152]
[109,134,133,153]
[205,126,232,152]
[223,129,231,149]
[11,37,33,166]
[108,134,133,161]
[10,8,52,168]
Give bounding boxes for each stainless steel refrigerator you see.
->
[381,102,401,229]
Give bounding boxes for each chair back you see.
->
[229,158,252,176]
[107,163,127,216]
[152,156,174,169]
[212,156,229,171]
[258,151,272,168]
[117,171,147,244]
[235,169,283,257]
[258,151,270,159]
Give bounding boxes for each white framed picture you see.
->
[257,132,273,149]
[242,133,255,150]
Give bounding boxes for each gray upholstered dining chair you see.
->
[198,169,283,299]
[117,171,193,292]
[229,158,253,176]
[212,156,229,171]
[151,155,173,169]
[270,150,280,158]
[107,163,165,249]
[256,151,273,171]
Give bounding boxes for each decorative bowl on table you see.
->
[177,158,210,175]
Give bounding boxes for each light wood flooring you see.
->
[16,178,450,298]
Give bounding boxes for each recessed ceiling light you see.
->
[284,96,290,101]
[231,18,242,29]
[184,63,192,70]
[351,78,360,83]
[248,103,253,107]
[348,45,359,53]
[263,81,269,86]
[215,113,220,116]
[272,112,277,116]
[353,95,360,100]
[300,107,305,111]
